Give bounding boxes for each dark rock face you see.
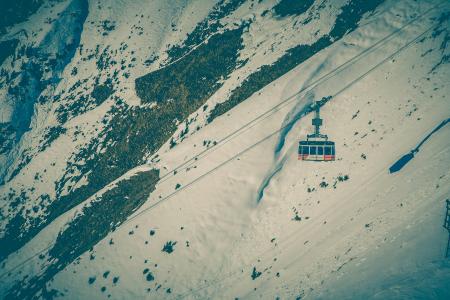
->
[0,0,89,182]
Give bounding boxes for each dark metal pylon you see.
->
[307,103,328,141]
[444,199,450,258]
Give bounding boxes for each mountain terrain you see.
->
[0,0,449,299]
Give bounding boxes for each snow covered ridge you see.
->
[0,0,449,299]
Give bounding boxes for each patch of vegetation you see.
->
[5,170,159,299]
[208,34,326,122]
[337,174,349,182]
[91,83,114,105]
[6,59,45,139]
[0,101,149,260]
[39,125,67,152]
[162,241,177,254]
[145,272,155,282]
[166,0,246,62]
[50,169,159,260]
[54,78,91,123]
[332,174,350,189]
[96,46,116,71]
[272,0,315,18]
[328,0,384,40]
[251,267,262,280]
[0,213,31,262]
[136,27,244,106]
[0,0,43,34]
[208,0,384,122]
[292,207,302,221]
[0,122,15,155]
[5,152,32,183]
[144,54,158,67]
[430,12,450,72]
[100,20,116,35]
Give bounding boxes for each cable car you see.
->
[298,103,335,161]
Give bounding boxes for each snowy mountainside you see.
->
[1,0,450,299]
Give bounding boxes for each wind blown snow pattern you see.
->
[0,0,450,299]
[258,59,331,204]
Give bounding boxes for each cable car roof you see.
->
[299,140,335,146]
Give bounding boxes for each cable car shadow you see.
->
[389,118,449,174]
[389,151,415,173]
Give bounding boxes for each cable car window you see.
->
[325,147,331,155]
[310,146,317,155]
[302,146,309,154]
[332,146,335,155]
[318,147,323,155]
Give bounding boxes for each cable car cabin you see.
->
[298,140,335,161]
[298,102,336,162]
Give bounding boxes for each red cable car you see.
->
[298,103,335,161]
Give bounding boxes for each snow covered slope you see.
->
[0,0,449,299]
